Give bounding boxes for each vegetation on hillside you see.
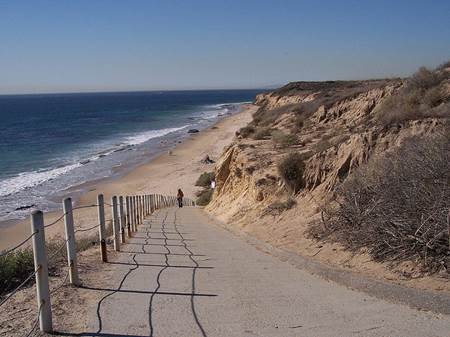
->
[376,65,450,125]
[223,61,450,275]
[195,171,215,205]
[0,226,106,297]
[309,133,449,272]
[277,152,305,193]
[195,171,215,188]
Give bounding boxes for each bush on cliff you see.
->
[196,189,213,206]
[195,172,215,188]
[310,133,450,273]
[272,130,298,148]
[252,127,272,140]
[264,198,297,216]
[277,152,305,193]
[376,65,449,125]
[238,125,255,138]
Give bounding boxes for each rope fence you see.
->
[0,192,195,335]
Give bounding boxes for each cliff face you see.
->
[208,80,446,222]
[205,76,450,289]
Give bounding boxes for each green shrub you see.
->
[277,152,305,193]
[0,248,34,296]
[196,189,213,206]
[272,130,298,148]
[195,172,215,187]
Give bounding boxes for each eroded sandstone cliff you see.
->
[205,71,450,291]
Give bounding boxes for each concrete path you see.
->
[87,207,450,337]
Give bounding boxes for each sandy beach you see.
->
[0,104,256,251]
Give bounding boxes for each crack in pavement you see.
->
[174,210,207,337]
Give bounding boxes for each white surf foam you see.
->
[123,125,189,146]
[0,162,83,197]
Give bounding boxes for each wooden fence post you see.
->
[130,196,135,231]
[126,196,132,237]
[119,196,126,244]
[133,196,137,228]
[142,195,145,220]
[31,210,53,333]
[140,195,144,222]
[111,196,120,251]
[97,194,107,262]
[129,196,134,231]
[134,195,138,229]
[63,197,79,286]
[139,195,143,223]
[144,195,147,216]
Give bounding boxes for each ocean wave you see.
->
[0,162,83,197]
[195,101,249,120]
[0,125,189,198]
[123,125,189,146]
[206,101,252,109]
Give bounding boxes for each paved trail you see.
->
[87,207,449,337]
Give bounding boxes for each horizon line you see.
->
[0,86,275,97]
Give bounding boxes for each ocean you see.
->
[0,89,261,222]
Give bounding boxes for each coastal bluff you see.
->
[206,65,450,293]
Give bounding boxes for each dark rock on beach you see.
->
[15,204,36,211]
[188,129,200,134]
[201,155,215,164]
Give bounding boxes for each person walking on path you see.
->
[177,188,184,208]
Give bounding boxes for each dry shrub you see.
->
[253,106,287,126]
[235,167,242,178]
[264,198,297,216]
[253,127,272,140]
[278,152,305,193]
[272,130,298,148]
[407,67,444,91]
[310,133,450,273]
[312,139,332,154]
[376,65,449,125]
[292,114,306,132]
[245,166,255,175]
[238,125,255,138]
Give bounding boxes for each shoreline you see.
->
[0,104,256,251]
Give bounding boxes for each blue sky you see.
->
[0,0,449,94]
